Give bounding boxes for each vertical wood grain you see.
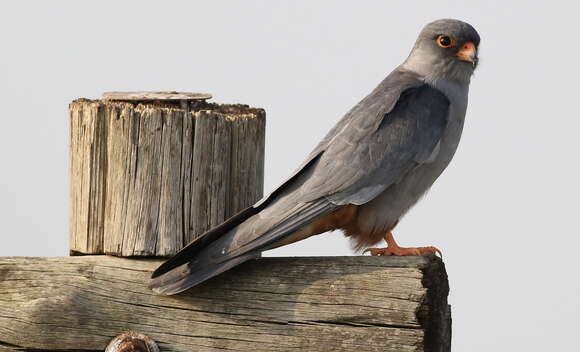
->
[70,100,265,256]
[69,101,106,254]
[188,111,232,243]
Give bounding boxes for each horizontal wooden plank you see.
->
[0,256,448,352]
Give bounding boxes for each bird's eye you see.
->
[436,35,455,48]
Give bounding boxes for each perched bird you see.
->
[150,19,480,295]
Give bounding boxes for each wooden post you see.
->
[69,92,265,257]
[0,255,450,352]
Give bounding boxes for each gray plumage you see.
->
[150,19,480,295]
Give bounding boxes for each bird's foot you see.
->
[363,231,442,257]
[364,245,441,257]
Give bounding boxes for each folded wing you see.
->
[150,68,450,295]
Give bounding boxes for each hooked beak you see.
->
[455,42,478,67]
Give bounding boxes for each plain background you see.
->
[1,1,579,350]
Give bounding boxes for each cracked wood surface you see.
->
[69,99,265,257]
[0,256,449,352]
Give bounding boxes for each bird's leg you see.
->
[364,231,441,257]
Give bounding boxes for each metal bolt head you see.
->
[105,331,159,352]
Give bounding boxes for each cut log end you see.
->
[70,99,265,118]
[102,91,212,101]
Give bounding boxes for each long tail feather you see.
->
[149,200,336,295]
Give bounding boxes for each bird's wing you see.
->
[150,69,415,281]
[298,69,451,205]
[150,68,450,295]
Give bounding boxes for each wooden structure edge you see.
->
[0,255,449,352]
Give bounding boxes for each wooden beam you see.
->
[0,256,450,352]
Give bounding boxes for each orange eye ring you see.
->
[436,35,456,48]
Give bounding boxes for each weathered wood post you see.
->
[69,92,266,256]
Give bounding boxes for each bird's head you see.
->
[404,19,480,84]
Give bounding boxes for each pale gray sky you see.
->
[1,1,579,351]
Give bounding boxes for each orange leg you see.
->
[364,231,442,257]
